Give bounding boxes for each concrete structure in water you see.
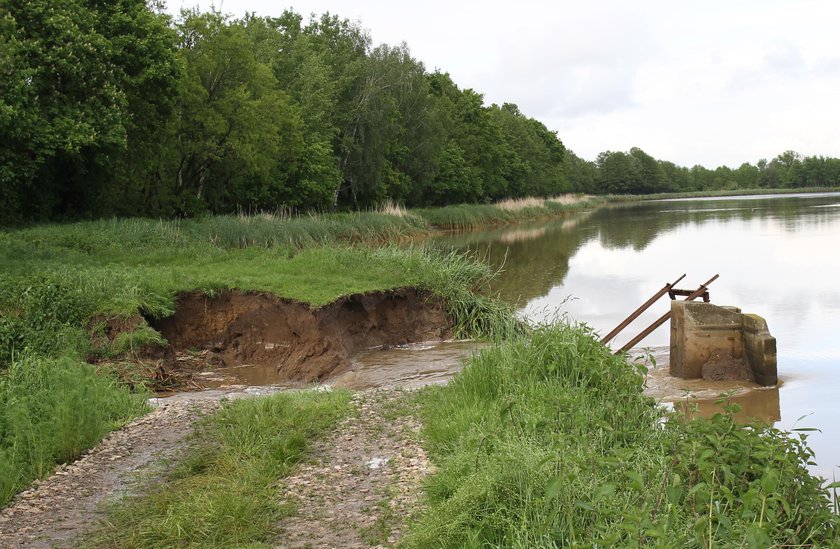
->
[669,301,777,386]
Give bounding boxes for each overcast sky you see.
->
[167,0,840,168]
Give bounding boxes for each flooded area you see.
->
[188,340,483,392]
[159,192,840,481]
[432,192,840,480]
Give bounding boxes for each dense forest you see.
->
[2,1,839,224]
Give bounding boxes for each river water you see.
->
[177,192,840,481]
[431,192,840,481]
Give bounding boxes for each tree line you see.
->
[568,148,840,195]
[2,2,838,224]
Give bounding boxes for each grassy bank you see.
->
[84,389,352,548]
[0,213,521,507]
[0,356,147,506]
[404,323,839,547]
[607,186,840,202]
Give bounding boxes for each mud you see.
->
[149,288,453,386]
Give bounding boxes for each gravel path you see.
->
[0,387,433,549]
[276,389,432,548]
[0,399,219,549]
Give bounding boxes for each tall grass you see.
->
[414,194,600,230]
[0,356,147,507]
[85,389,352,549]
[404,322,838,547]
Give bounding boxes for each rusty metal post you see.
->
[600,273,686,344]
[616,274,719,354]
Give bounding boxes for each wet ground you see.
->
[180,340,778,423]
[191,340,484,392]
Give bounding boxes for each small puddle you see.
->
[172,340,484,395]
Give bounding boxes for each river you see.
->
[431,192,840,481]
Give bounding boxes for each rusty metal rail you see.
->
[616,274,719,354]
[600,273,686,344]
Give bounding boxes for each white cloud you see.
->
[168,0,840,167]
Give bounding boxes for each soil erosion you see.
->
[0,287,453,548]
[150,287,453,384]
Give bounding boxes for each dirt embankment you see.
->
[148,288,453,384]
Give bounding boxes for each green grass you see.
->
[84,388,352,549]
[403,322,838,548]
[0,218,521,362]
[0,356,148,507]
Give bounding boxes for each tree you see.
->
[629,147,667,193]
[169,10,306,214]
[0,0,179,222]
[489,103,568,197]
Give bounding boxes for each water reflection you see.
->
[429,212,599,305]
[432,192,840,479]
[672,389,782,424]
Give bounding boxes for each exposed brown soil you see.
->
[701,348,755,382]
[149,288,453,387]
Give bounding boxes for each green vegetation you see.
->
[405,323,839,547]
[0,213,521,507]
[3,3,838,224]
[0,356,147,507]
[0,214,518,338]
[607,186,840,202]
[571,148,840,196]
[1,4,576,224]
[84,389,352,549]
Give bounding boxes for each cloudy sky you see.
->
[168,0,840,168]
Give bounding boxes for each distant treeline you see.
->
[570,148,840,195]
[2,2,838,224]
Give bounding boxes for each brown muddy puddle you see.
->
[186,340,484,393]
[163,341,780,427]
[639,346,781,423]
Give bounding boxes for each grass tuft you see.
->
[84,389,352,549]
[0,356,148,507]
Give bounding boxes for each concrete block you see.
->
[669,301,777,386]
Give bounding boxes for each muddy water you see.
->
[431,192,840,480]
[188,340,483,392]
